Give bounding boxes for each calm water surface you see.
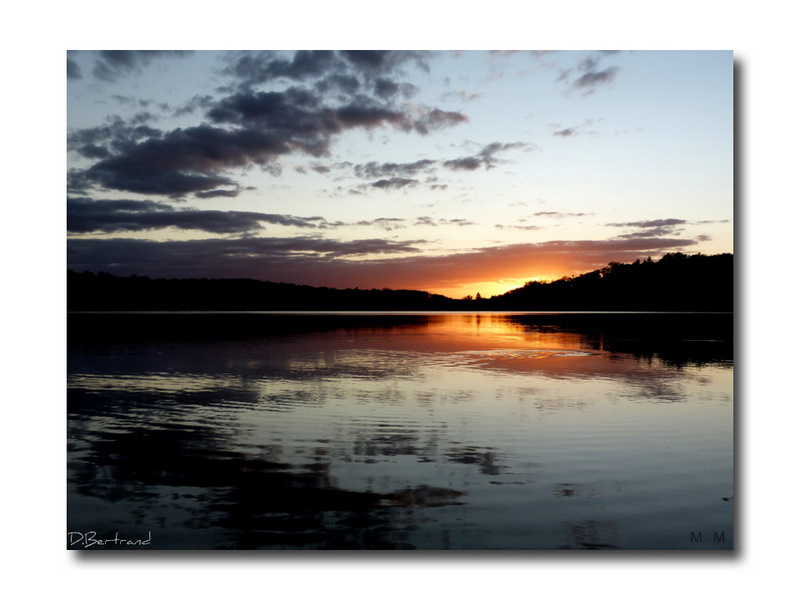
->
[67,312,734,550]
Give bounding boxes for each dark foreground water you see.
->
[67,312,733,550]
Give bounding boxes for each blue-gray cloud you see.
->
[609,218,687,228]
[67,57,81,80]
[553,127,578,137]
[356,217,407,230]
[222,50,430,92]
[90,50,194,82]
[371,177,419,190]
[443,141,531,171]
[572,67,619,90]
[67,196,332,234]
[557,52,621,94]
[68,51,468,198]
[608,218,688,239]
[67,236,425,279]
[323,140,531,196]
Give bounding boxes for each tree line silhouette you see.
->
[68,252,733,312]
[488,252,733,311]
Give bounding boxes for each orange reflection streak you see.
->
[429,314,586,351]
[291,314,731,384]
[308,314,592,356]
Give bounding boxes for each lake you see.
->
[67,312,734,550]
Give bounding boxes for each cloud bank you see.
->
[68,51,468,200]
[68,235,698,294]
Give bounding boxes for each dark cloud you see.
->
[67,236,425,281]
[199,97,444,147]
[69,53,468,197]
[90,50,193,83]
[194,188,243,199]
[67,116,162,161]
[67,169,91,194]
[616,228,679,239]
[413,108,469,134]
[356,218,407,230]
[577,56,600,73]
[340,50,396,70]
[315,73,362,97]
[67,58,81,80]
[608,218,687,240]
[67,236,698,293]
[557,52,621,94]
[572,67,619,90]
[482,144,524,167]
[442,156,482,171]
[353,159,437,179]
[75,144,111,160]
[412,217,474,227]
[443,141,530,171]
[371,177,418,189]
[374,78,399,99]
[553,128,577,137]
[67,197,330,235]
[609,218,687,228]
[479,142,529,160]
[341,50,429,73]
[224,50,339,86]
[495,224,543,231]
[377,79,418,100]
[80,125,260,196]
[223,50,429,90]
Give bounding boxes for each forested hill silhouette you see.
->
[489,252,733,311]
[68,252,733,312]
[67,271,459,311]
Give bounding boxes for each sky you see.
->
[67,49,732,298]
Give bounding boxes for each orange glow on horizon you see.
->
[422,260,581,299]
[362,248,687,299]
[426,272,577,299]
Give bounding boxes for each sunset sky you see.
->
[67,50,732,298]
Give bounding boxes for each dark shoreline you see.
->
[67,252,733,313]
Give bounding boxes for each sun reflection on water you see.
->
[68,312,733,550]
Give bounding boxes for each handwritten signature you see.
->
[68,531,151,548]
